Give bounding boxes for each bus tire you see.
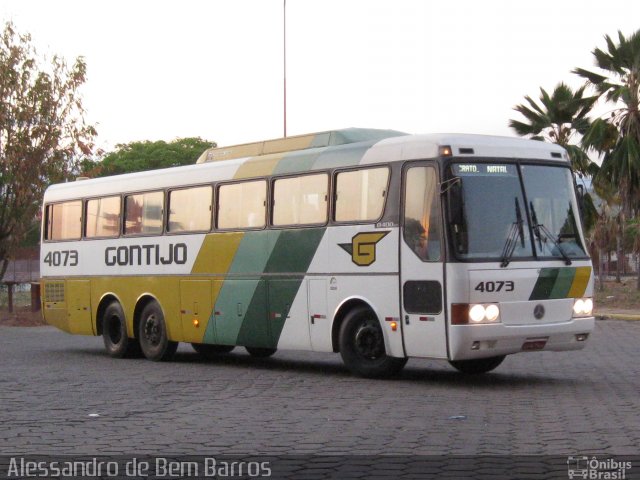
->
[449,355,506,374]
[138,301,178,361]
[339,306,407,378]
[192,343,234,358]
[102,301,141,358]
[246,347,277,358]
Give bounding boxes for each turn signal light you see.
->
[192,319,200,328]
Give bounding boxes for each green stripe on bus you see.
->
[237,228,326,347]
[549,267,576,299]
[204,231,281,345]
[529,268,560,300]
[311,144,372,170]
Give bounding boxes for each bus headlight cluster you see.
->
[573,298,593,317]
[469,304,500,323]
[452,303,501,325]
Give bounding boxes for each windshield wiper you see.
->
[529,202,572,265]
[500,198,525,268]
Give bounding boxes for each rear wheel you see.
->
[449,355,506,374]
[192,343,234,359]
[339,306,407,378]
[138,301,178,361]
[102,301,141,358]
[246,347,277,358]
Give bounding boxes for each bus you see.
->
[40,128,595,378]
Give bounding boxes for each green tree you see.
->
[575,30,640,288]
[510,83,597,176]
[0,22,95,278]
[83,137,216,177]
[509,83,599,232]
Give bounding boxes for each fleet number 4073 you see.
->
[474,280,514,293]
[43,250,78,267]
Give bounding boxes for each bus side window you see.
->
[45,201,82,241]
[273,173,328,226]
[335,167,389,222]
[403,166,441,261]
[124,191,164,235]
[217,180,266,230]
[168,186,213,233]
[85,196,121,238]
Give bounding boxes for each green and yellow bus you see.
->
[41,128,594,377]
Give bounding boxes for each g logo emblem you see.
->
[339,231,389,266]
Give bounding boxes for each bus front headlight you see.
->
[573,298,593,317]
[452,303,501,325]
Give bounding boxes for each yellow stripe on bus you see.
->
[191,232,244,275]
[567,266,591,298]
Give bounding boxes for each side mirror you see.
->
[576,184,585,214]
[447,181,464,225]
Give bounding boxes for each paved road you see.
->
[0,321,638,460]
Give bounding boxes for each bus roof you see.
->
[44,131,569,203]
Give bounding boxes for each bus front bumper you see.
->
[448,317,595,361]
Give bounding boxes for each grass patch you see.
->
[594,278,640,311]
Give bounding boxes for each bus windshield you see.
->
[449,162,587,263]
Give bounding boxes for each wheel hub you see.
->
[354,321,384,360]
[143,314,161,346]
[107,316,122,344]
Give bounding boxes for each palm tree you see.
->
[575,30,640,213]
[575,29,640,288]
[510,83,597,176]
[510,83,599,233]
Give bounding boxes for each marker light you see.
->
[390,321,398,332]
[193,319,200,328]
[573,298,593,317]
[439,145,453,157]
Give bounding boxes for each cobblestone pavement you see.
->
[0,320,638,458]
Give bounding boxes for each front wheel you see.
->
[339,306,407,378]
[138,301,178,361]
[449,355,506,374]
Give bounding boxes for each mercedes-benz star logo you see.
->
[533,304,545,320]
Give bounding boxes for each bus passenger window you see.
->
[217,180,266,230]
[124,191,164,235]
[168,186,212,233]
[46,201,82,240]
[273,173,328,226]
[86,196,121,238]
[403,166,441,261]
[335,167,389,222]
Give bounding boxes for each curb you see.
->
[596,313,640,321]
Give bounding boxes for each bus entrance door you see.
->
[400,164,447,359]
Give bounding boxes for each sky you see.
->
[1,0,639,153]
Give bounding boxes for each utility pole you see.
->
[283,0,287,137]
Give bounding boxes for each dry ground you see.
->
[594,277,640,312]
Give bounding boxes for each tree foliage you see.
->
[576,29,640,216]
[509,83,597,176]
[509,83,599,232]
[0,22,95,275]
[82,137,216,177]
[575,29,640,289]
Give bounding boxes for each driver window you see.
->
[404,166,441,261]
